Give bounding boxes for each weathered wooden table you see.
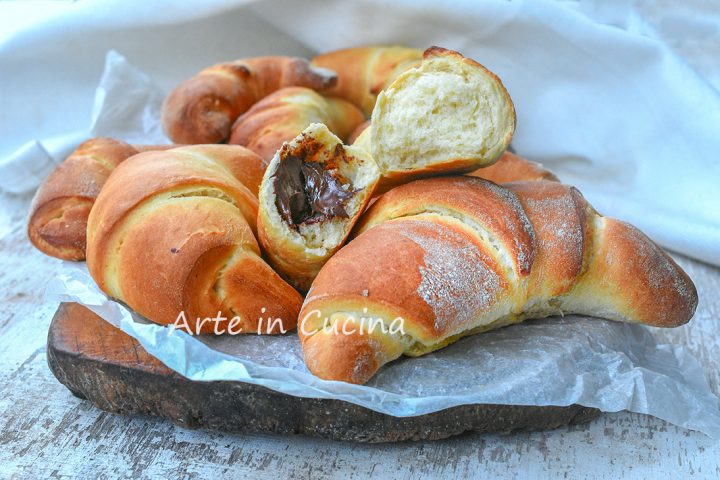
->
[1,180,719,477]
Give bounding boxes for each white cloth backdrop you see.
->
[0,0,718,265]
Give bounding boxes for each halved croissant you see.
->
[312,46,422,116]
[299,176,698,384]
[257,123,379,292]
[28,138,176,261]
[86,145,301,333]
[347,47,516,193]
[162,57,338,144]
[228,87,365,162]
[371,47,515,181]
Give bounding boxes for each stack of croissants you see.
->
[28,46,698,385]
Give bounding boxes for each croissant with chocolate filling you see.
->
[299,176,698,384]
[86,144,301,333]
[257,123,380,292]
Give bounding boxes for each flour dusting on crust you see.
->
[616,220,697,322]
[484,181,536,274]
[523,192,584,262]
[399,219,502,334]
[457,177,535,275]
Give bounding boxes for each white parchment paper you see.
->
[49,262,720,437]
[42,52,720,437]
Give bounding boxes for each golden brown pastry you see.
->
[299,176,698,384]
[86,145,301,334]
[28,138,175,261]
[257,123,380,292]
[228,87,365,162]
[311,46,422,116]
[347,120,371,145]
[468,151,559,184]
[162,56,338,144]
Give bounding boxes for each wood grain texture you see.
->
[46,302,599,442]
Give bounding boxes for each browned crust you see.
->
[354,176,536,276]
[28,138,140,261]
[162,57,337,144]
[507,182,587,301]
[300,177,697,384]
[300,318,405,384]
[228,87,365,162]
[469,152,560,184]
[572,218,698,327]
[379,151,558,194]
[28,140,191,262]
[86,145,300,333]
[311,46,423,116]
[179,144,269,197]
[303,214,511,337]
[347,120,371,145]
[512,179,697,327]
[86,146,261,279]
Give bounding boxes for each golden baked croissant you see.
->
[254,46,518,292]
[162,56,338,144]
[228,87,365,162]
[349,47,516,192]
[257,123,379,292]
[86,145,301,334]
[311,46,422,116]
[299,176,698,384]
[28,138,175,261]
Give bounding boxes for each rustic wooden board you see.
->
[47,302,599,442]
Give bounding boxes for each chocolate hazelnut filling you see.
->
[273,152,355,227]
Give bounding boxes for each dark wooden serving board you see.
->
[47,302,600,442]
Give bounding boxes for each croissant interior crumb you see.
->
[372,52,514,173]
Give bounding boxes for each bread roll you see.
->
[228,87,365,162]
[258,123,380,292]
[299,177,697,383]
[311,46,422,116]
[162,56,337,144]
[28,138,177,261]
[86,145,301,334]
[370,46,516,186]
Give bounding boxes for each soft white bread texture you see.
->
[258,123,380,292]
[370,46,516,186]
